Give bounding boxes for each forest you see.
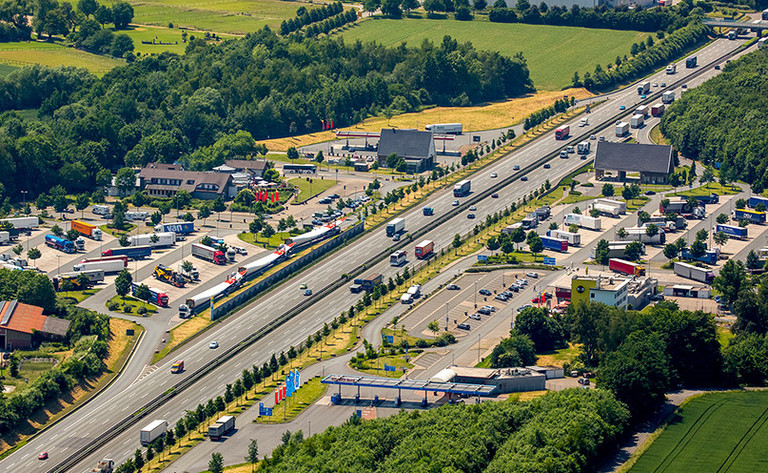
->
[660,48,768,192]
[0,28,533,201]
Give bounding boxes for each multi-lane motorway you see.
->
[3,36,750,473]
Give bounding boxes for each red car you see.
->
[38,452,48,460]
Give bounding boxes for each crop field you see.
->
[340,18,649,90]
[629,391,768,473]
[0,42,123,75]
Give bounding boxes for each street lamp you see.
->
[445,302,449,331]
[474,281,477,308]
[20,191,28,214]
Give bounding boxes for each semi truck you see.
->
[692,194,719,205]
[630,114,644,128]
[390,250,407,266]
[140,419,168,446]
[593,242,633,259]
[563,213,601,231]
[81,255,128,266]
[641,214,686,230]
[541,235,568,252]
[131,283,169,307]
[45,234,76,253]
[637,81,651,95]
[154,222,195,235]
[555,125,570,140]
[453,180,471,197]
[192,243,227,264]
[686,56,697,68]
[734,208,766,224]
[577,141,591,155]
[674,261,714,284]
[53,270,105,291]
[609,258,646,276]
[616,122,629,137]
[0,216,38,230]
[547,229,581,245]
[128,232,176,248]
[715,224,747,240]
[425,123,462,134]
[651,103,665,117]
[747,195,768,209]
[415,240,434,259]
[589,202,621,218]
[353,273,383,291]
[534,206,551,220]
[386,218,405,237]
[662,91,675,104]
[90,459,115,473]
[666,64,677,74]
[616,227,666,244]
[178,262,199,281]
[73,259,126,274]
[635,105,649,117]
[681,247,720,264]
[71,220,103,240]
[101,245,152,260]
[208,415,235,441]
[660,200,705,219]
[596,198,626,214]
[154,264,187,287]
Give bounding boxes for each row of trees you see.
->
[0,29,533,200]
[522,96,574,131]
[279,2,345,36]
[660,48,768,192]
[305,9,358,38]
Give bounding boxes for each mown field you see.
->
[629,391,768,473]
[0,42,123,75]
[340,18,649,90]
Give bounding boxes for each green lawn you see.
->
[255,376,327,423]
[629,391,768,473]
[353,353,415,378]
[56,288,101,304]
[238,228,305,248]
[0,63,17,77]
[0,41,123,76]
[2,359,56,393]
[289,177,336,204]
[106,295,158,316]
[340,18,649,90]
[672,182,741,197]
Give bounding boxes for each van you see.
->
[579,118,588,127]
[566,146,574,153]
[92,205,110,217]
[400,293,413,304]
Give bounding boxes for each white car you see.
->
[469,313,481,320]
[469,205,477,211]
[490,172,498,178]
[517,279,528,286]
[209,341,219,349]
[526,272,539,279]
[452,200,460,206]
[482,305,497,312]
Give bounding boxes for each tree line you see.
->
[0,28,533,202]
[660,48,768,192]
[279,2,345,36]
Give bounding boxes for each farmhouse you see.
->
[377,128,435,173]
[138,163,236,200]
[0,300,70,351]
[594,142,675,184]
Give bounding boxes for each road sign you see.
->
[543,257,556,266]
[477,255,488,261]
[384,364,396,372]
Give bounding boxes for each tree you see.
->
[594,239,610,265]
[700,167,715,188]
[528,235,543,254]
[27,247,41,264]
[78,0,98,17]
[638,211,650,224]
[165,428,175,450]
[135,283,151,302]
[119,234,130,247]
[515,308,566,352]
[510,227,526,250]
[663,243,679,260]
[66,229,80,242]
[261,223,275,240]
[569,223,579,234]
[601,183,614,197]
[75,193,90,218]
[363,0,381,13]
[422,0,445,13]
[713,259,748,305]
[716,213,729,225]
[401,0,418,12]
[452,233,462,249]
[198,204,212,225]
[645,224,659,238]
[53,195,69,215]
[624,241,644,261]
[115,167,135,196]
[112,1,134,29]
[133,449,144,471]
[736,198,747,209]
[689,238,707,258]
[489,332,536,368]
[746,250,762,270]
[381,0,402,17]
[175,418,187,441]
[695,228,708,242]
[427,320,440,337]
[713,231,729,248]
[12,243,22,256]
[246,439,259,471]
[486,236,500,252]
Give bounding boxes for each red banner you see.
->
[329,119,334,129]
[281,385,287,400]
[275,390,279,404]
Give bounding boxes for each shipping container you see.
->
[609,258,645,276]
[71,220,103,240]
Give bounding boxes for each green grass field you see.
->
[0,42,123,76]
[289,177,336,204]
[629,391,768,473]
[0,63,17,77]
[340,18,649,90]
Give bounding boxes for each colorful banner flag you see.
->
[329,119,334,129]
[281,385,287,400]
[294,369,300,389]
[275,390,279,404]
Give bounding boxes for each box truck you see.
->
[662,91,675,104]
[666,64,676,74]
[734,208,766,224]
[45,234,76,253]
[630,114,644,128]
[616,122,630,137]
[353,273,382,291]
[563,213,601,231]
[637,81,651,95]
[547,229,581,246]
[651,103,665,117]
[686,56,697,68]
[140,420,167,446]
[616,227,666,244]
[555,125,570,140]
[415,240,434,259]
[128,232,176,248]
[674,261,714,283]
[0,231,10,245]
[208,415,235,441]
[0,216,38,230]
[102,245,152,260]
[155,222,195,235]
[715,224,747,240]
[73,260,126,274]
[425,123,462,134]
[609,258,645,276]
[635,105,649,118]
[131,283,169,307]
[386,218,405,237]
[71,220,103,241]
[192,243,226,265]
[453,180,471,197]
[577,141,591,155]
[541,235,568,252]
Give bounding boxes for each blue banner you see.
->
[543,257,556,266]
[286,372,294,398]
[294,369,301,389]
[384,364,396,372]
[477,254,487,261]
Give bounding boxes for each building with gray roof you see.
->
[594,142,675,184]
[377,128,435,173]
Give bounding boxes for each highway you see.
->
[3,36,749,473]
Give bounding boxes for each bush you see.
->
[123,305,133,313]
[136,305,147,315]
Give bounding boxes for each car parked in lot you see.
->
[447,284,461,290]
[517,279,528,286]
[517,304,533,312]
[479,289,492,296]
[477,308,492,315]
[469,313,481,320]
[482,305,496,312]
[495,294,509,302]
[526,272,539,278]
[457,323,471,330]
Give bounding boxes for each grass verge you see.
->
[106,295,158,316]
[289,177,336,204]
[255,376,327,424]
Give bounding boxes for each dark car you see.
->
[714,65,721,70]
[491,193,499,198]
[479,289,492,296]
[544,163,551,169]
[645,190,656,195]
[457,323,471,330]
[467,213,475,219]
[521,176,528,181]
[447,284,461,290]
[477,308,492,315]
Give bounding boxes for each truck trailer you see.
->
[353,273,383,291]
[563,213,601,231]
[73,259,126,274]
[686,56,697,68]
[154,222,195,235]
[577,141,591,155]
[662,91,675,104]
[651,103,665,117]
[589,202,621,218]
[630,114,645,129]
[596,198,626,214]
[674,261,714,284]
[128,232,176,248]
[540,236,568,252]
[609,258,646,276]
[635,105,649,117]
[0,216,38,230]
[681,247,720,264]
[555,125,570,140]
[45,234,76,253]
[131,283,169,307]
[637,81,651,95]
[425,123,462,134]
[616,227,666,244]
[71,220,103,240]
[192,243,226,265]
[415,240,434,259]
[208,415,235,440]
[715,224,747,240]
[102,245,152,260]
[81,255,128,266]
[386,218,405,237]
[453,180,471,197]
[616,122,630,137]
[547,229,581,246]
[140,420,167,446]
[747,195,768,209]
[734,208,766,224]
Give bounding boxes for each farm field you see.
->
[629,390,768,473]
[340,18,649,90]
[0,42,123,75]
[0,63,17,76]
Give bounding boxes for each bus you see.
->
[390,250,407,266]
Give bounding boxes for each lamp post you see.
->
[474,281,477,308]
[20,190,28,214]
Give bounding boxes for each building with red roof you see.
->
[0,300,70,351]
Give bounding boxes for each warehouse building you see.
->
[377,128,435,173]
[594,142,675,184]
[0,300,70,351]
[432,366,546,393]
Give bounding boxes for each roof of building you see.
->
[450,366,545,380]
[594,142,674,175]
[0,300,70,336]
[224,159,267,172]
[377,128,434,160]
[138,164,232,194]
[322,373,497,396]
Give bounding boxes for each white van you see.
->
[400,293,413,304]
[579,118,589,127]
